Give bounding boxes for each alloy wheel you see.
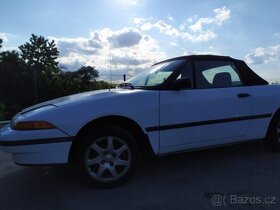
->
[84,136,131,182]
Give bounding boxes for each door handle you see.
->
[237,93,251,98]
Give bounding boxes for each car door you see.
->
[159,60,254,154]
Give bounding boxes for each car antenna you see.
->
[109,39,112,91]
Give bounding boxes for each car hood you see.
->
[20,89,132,114]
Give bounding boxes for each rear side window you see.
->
[195,61,243,88]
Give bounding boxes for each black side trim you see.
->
[0,137,73,146]
[146,114,272,132]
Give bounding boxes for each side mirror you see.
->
[172,77,192,90]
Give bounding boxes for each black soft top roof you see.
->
[155,55,268,86]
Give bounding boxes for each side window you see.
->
[195,61,243,88]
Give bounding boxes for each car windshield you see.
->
[125,60,184,88]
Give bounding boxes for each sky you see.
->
[1,0,280,82]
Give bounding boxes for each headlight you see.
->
[11,121,56,130]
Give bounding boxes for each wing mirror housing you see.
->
[172,77,192,90]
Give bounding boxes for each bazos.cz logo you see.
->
[211,194,277,206]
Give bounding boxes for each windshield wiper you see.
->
[118,82,135,89]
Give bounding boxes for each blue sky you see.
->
[1,0,280,82]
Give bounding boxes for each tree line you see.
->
[0,34,112,120]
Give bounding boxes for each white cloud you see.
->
[132,17,146,25]
[41,7,232,81]
[0,33,9,42]
[188,18,214,32]
[111,56,149,66]
[187,17,193,23]
[154,20,181,37]
[244,45,280,65]
[132,6,230,43]
[179,24,185,30]
[183,48,218,56]
[168,15,174,21]
[189,6,231,32]
[0,33,18,52]
[214,7,231,25]
[50,27,166,81]
[137,19,181,37]
[182,30,217,42]
[140,22,153,31]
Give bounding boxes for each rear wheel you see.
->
[77,126,138,188]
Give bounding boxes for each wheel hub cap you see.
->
[84,136,131,182]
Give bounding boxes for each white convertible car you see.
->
[1,55,280,187]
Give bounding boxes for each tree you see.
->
[0,103,6,120]
[19,34,59,70]
[65,66,99,91]
[0,35,112,120]
[73,66,99,81]
[19,34,59,103]
[0,38,2,49]
[0,50,32,119]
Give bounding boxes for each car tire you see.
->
[266,113,280,150]
[76,126,138,188]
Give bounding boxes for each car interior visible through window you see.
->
[195,60,243,89]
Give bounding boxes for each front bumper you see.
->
[0,125,73,165]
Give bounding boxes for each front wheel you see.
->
[266,114,280,150]
[77,126,138,188]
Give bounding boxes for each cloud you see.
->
[109,29,142,48]
[0,33,9,42]
[182,30,217,42]
[214,7,231,25]
[244,45,280,65]
[0,33,18,52]
[88,32,103,49]
[111,56,150,66]
[50,27,166,79]
[49,36,102,57]
[189,6,231,32]
[133,18,180,37]
[134,18,217,42]
[168,15,174,22]
[183,49,218,56]
[131,6,231,43]
[153,20,181,37]
[46,7,232,81]
[131,17,147,25]
[59,56,85,71]
[188,18,214,32]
